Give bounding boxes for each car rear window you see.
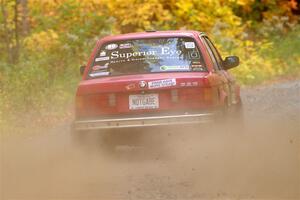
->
[88,37,206,78]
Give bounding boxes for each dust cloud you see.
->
[1,80,300,200]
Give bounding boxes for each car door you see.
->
[201,35,236,107]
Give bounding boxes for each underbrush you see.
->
[220,25,300,85]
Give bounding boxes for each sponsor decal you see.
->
[160,65,190,71]
[92,65,108,71]
[191,64,202,68]
[89,71,110,77]
[180,82,186,87]
[126,83,136,90]
[161,47,182,56]
[111,50,156,59]
[191,64,205,71]
[95,56,109,62]
[99,51,106,57]
[148,78,176,89]
[184,42,195,49]
[119,43,133,49]
[105,43,118,50]
[192,61,201,64]
[189,51,200,59]
[110,47,183,60]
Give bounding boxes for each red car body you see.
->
[73,30,241,130]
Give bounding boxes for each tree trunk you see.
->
[1,0,13,63]
[13,0,20,63]
[20,0,29,36]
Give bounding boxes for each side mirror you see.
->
[80,65,86,75]
[223,56,239,70]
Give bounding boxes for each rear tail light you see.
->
[108,93,116,106]
[171,89,179,103]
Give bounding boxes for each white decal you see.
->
[185,42,195,49]
[191,64,202,68]
[191,64,205,71]
[160,65,190,71]
[92,65,108,71]
[105,44,118,50]
[95,56,109,62]
[148,78,176,89]
[109,47,185,60]
[120,43,133,49]
[89,71,110,77]
[99,51,106,57]
[161,47,182,56]
[111,50,156,59]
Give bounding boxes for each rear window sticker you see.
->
[160,65,190,71]
[99,51,106,57]
[192,61,201,65]
[189,51,200,59]
[105,44,118,50]
[119,43,133,49]
[184,42,195,49]
[191,64,205,71]
[95,56,109,62]
[92,65,108,71]
[148,78,176,89]
[111,50,157,59]
[89,71,110,77]
[191,64,203,68]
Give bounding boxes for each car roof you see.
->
[99,30,206,43]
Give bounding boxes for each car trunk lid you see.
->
[76,72,218,119]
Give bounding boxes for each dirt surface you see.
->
[1,80,300,200]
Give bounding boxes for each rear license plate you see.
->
[129,94,159,110]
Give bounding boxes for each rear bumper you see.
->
[73,113,215,130]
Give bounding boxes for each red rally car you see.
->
[73,30,241,131]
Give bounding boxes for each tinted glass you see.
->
[88,37,206,78]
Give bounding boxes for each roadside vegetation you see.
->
[0,0,299,132]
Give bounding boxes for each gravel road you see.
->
[1,80,300,200]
